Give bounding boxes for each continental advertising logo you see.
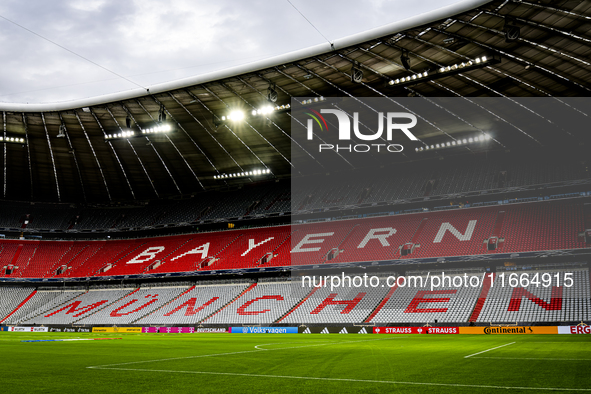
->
[484,327,533,334]
[305,108,417,153]
[459,326,558,334]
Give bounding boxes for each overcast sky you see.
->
[0,0,461,104]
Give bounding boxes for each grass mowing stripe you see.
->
[464,342,515,358]
[87,367,591,392]
[4,333,590,393]
[87,336,401,368]
[22,338,122,343]
[254,341,333,350]
[472,357,591,361]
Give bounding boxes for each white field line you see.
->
[254,341,333,350]
[254,343,279,350]
[0,336,71,341]
[464,342,516,359]
[87,337,402,369]
[87,367,591,391]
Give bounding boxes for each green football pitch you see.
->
[1,332,590,393]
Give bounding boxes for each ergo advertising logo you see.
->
[305,107,418,153]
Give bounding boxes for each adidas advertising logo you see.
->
[299,327,368,334]
[298,327,370,334]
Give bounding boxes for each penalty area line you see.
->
[464,342,515,359]
[87,367,591,391]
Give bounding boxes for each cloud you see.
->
[0,0,461,104]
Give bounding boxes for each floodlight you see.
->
[228,111,245,121]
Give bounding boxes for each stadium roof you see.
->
[0,0,590,203]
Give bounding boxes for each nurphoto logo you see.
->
[305,108,418,153]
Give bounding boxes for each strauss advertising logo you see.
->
[305,107,418,153]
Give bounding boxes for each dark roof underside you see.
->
[1,0,590,204]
